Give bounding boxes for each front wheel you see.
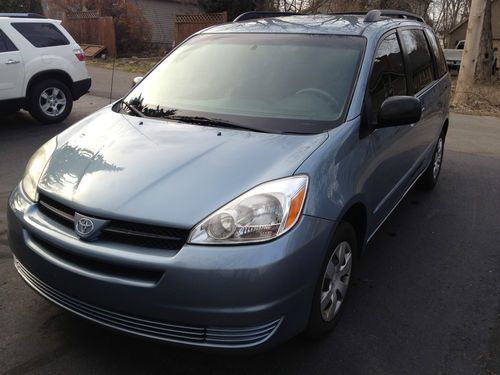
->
[28,79,73,124]
[305,221,357,339]
[418,132,445,190]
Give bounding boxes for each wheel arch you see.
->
[338,201,368,256]
[442,118,449,137]
[26,70,74,99]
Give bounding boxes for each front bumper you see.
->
[7,185,335,351]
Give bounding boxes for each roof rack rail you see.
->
[364,9,424,23]
[328,11,369,16]
[0,13,47,19]
[233,11,302,22]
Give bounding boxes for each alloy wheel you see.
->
[39,87,67,117]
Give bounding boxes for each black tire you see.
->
[305,221,357,339]
[418,131,446,190]
[28,79,73,124]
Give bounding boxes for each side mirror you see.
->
[132,76,143,87]
[377,96,422,128]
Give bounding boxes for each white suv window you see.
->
[0,28,18,52]
[11,22,69,48]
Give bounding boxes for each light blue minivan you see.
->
[8,10,450,351]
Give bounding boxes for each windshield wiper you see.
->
[121,100,145,118]
[165,115,261,132]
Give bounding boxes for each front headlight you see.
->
[188,175,308,244]
[21,137,57,201]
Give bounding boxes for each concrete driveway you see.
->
[0,98,499,374]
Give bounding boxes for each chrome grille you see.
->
[14,258,282,348]
[38,194,189,251]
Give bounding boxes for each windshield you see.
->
[121,33,365,134]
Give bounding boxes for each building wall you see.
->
[448,22,467,48]
[448,0,500,49]
[135,0,201,47]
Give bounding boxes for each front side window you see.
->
[11,22,69,48]
[400,29,434,94]
[369,33,407,117]
[0,29,17,52]
[121,33,366,134]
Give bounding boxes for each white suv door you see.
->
[0,28,24,100]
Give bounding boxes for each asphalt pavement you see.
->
[0,93,499,374]
[87,65,138,100]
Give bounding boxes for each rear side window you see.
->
[11,22,69,48]
[425,29,447,78]
[400,29,434,94]
[369,33,407,117]
[0,29,18,52]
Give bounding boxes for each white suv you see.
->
[0,13,91,124]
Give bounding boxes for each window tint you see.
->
[425,29,447,78]
[0,29,18,52]
[369,33,407,117]
[400,29,434,93]
[11,22,69,48]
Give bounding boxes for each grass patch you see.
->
[86,57,161,75]
[450,75,500,117]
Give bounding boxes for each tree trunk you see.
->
[475,0,493,83]
[452,0,487,106]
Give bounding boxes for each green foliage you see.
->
[197,0,256,20]
[0,0,42,14]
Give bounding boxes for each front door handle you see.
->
[5,59,20,65]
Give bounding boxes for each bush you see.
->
[112,2,152,55]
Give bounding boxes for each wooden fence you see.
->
[174,12,227,46]
[63,11,116,57]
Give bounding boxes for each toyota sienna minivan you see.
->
[7,10,450,351]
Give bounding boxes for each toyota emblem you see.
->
[75,216,95,237]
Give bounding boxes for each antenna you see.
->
[109,55,115,103]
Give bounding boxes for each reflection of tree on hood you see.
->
[39,144,123,191]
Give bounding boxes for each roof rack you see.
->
[0,13,47,19]
[233,9,424,23]
[364,10,424,23]
[233,11,302,22]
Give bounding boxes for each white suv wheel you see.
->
[28,79,73,124]
[39,87,67,117]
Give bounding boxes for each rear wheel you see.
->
[418,131,445,190]
[28,79,73,124]
[305,221,357,339]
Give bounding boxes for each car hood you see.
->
[38,108,328,228]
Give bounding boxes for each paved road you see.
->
[87,65,138,100]
[0,102,499,374]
